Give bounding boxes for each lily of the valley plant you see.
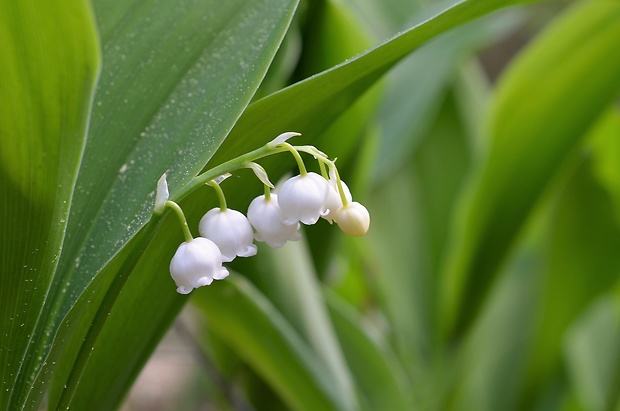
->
[156,132,370,294]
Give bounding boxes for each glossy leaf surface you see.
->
[0,1,100,409]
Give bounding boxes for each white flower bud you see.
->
[334,202,370,236]
[154,173,169,214]
[247,194,302,248]
[323,175,352,224]
[278,172,330,225]
[170,237,229,294]
[199,208,257,262]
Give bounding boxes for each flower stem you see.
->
[173,142,315,205]
[165,200,193,242]
[330,164,349,207]
[318,159,329,180]
[176,145,278,202]
[264,184,271,201]
[277,142,307,175]
[207,180,228,211]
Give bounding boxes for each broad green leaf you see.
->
[193,275,352,411]
[564,295,620,411]
[325,290,413,411]
[50,217,181,411]
[206,0,529,170]
[253,19,303,101]
[48,220,168,410]
[453,60,490,155]
[51,187,214,410]
[521,158,620,409]
[440,0,620,339]
[373,12,517,183]
[364,162,430,377]
[590,107,620,223]
[411,92,474,278]
[451,241,543,411]
[534,386,585,411]
[0,1,100,409]
[39,0,299,408]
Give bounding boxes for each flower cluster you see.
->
[155,132,370,294]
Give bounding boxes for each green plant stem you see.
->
[174,143,329,203]
[264,184,271,201]
[165,200,193,242]
[318,159,329,180]
[207,180,228,211]
[278,142,307,175]
[331,165,350,207]
[314,155,349,207]
[176,144,278,202]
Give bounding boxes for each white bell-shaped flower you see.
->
[278,172,330,225]
[323,175,352,224]
[199,208,257,262]
[247,194,302,248]
[334,201,370,236]
[170,237,229,295]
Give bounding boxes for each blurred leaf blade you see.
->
[564,295,620,411]
[452,242,542,411]
[522,156,620,408]
[357,91,476,387]
[441,0,620,339]
[364,163,431,378]
[208,0,528,168]
[254,240,358,410]
[590,107,620,223]
[325,289,413,411]
[0,0,100,409]
[193,276,351,411]
[373,11,517,183]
